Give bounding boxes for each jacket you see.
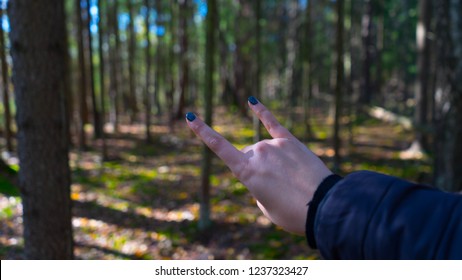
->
[308,171,462,259]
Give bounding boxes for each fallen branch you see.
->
[367,106,413,130]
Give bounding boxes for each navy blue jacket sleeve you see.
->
[313,171,462,259]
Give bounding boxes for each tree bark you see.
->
[127,0,138,123]
[333,0,345,173]
[8,0,74,259]
[0,6,13,152]
[301,0,314,140]
[176,0,190,120]
[253,0,262,142]
[76,0,88,149]
[144,0,152,143]
[284,0,299,130]
[199,0,217,232]
[433,0,462,192]
[97,0,108,159]
[413,0,432,151]
[108,0,120,132]
[86,0,102,139]
[359,0,373,105]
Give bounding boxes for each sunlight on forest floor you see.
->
[0,107,432,259]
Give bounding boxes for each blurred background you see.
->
[0,0,461,259]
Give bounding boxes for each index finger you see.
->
[247,96,295,140]
[185,112,245,172]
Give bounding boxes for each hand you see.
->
[185,97,332,235]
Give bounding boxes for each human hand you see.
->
[185,97,332,235]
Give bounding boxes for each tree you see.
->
[176,0,190,120]
[333,0,344,173]
[359,0,373,105]
[127,0,138,123]
[199,0,217,231]
[284,0,300,130]
[108,0,121,132]
[86,0,102,139]
[414,0,432,151]
[76,0,89,149]
[144,0,152,143]
[97,0,108,159]
[253,0,262,142]
[0,4,13,152]
[8,0,74,259]
[301,0,314,140]
[433,0,462,192]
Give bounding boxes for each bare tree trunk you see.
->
[433,0,462,192]
[8,0,74,259]
[86,0,102,139]
[375,0,384,103]
[359,0,373,105]
[285,0,299,130]
[333,0,345,173]
[128,0,138,123]
[413,0,432,151]
[176,0,190,120]
[302,0,314,140]
[144,0,153,143]
[0,6,13,152]
[253,0,262,142]
[154,0,163,117]
[199,0,217,232]
[76,0,88,149]
[97,0,108,160]
[108,0,120,132]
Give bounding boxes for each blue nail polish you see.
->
[186,112,196,122]
[248,96,259,105]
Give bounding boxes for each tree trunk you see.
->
[176,0,190,120]
[413,0,432,151]
[97,0,108,160]
[333,0,345,173]
[144,0,152,143]
[199,0,217,232]
[433,0,462,192]
[8,0,74,259]
[284,0,299,130]
[165,0,175,125]
[0,6,13,152]
[153,0,163,117]
[253,0,262,142]
[301,0,314,140]
[108,0,120,132]
[359,0,373,105]
[86,0,101,139]
[127,0,138,123]
[375,0,384,103]
[76,0,88,149]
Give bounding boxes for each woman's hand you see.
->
[186,97,332,235]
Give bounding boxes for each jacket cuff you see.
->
[306,174,343,249]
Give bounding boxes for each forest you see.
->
[0,0,461,259]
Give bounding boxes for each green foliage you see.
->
[0,176,19,197]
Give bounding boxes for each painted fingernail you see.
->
[248,96,259,105]
[186,112,196,122]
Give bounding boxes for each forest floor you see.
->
[0,105,432,259]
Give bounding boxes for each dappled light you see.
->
[1,108,432,259]
[1,0,461,260]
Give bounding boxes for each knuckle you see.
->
[233,161,251,182]
[253,142,268,153]
[205,135,221,150]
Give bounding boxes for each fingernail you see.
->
[248,96,259,105]
[186,112,196,122]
